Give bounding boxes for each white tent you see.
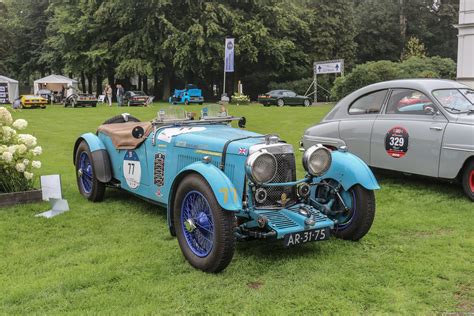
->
[34,74,78,94]
[0,75,19,104]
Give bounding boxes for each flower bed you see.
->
[0,107,42,205]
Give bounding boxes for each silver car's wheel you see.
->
[277,99,284,107]
[304,99,311,107]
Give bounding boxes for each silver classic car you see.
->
[302,79,474,200]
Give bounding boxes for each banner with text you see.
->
[224,38,235,72]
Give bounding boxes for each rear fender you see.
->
[73,133,112,183]
[313,150,380,191]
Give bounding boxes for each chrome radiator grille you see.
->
[255,152,296,208]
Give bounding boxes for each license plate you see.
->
[283,228,330,247]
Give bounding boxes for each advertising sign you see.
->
[0,83,8,104]
[314,60,344,75]
[224,38,235,73]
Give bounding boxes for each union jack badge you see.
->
[238,147,247,155]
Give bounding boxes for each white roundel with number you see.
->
[123,150,141,189]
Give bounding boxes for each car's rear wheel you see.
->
[277,99,284,107]
[75,141,105,202]
[303,99,311,107]
[314,181,375,241]
[102,114,140,125]
[173,174,235,273]
[461,160,474,201]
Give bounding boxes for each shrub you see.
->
[230,93,250,105]
[0,107,42,193]
[331,56,456,100]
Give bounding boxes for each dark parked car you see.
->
[258,90,312,107]
[124,91,149,106]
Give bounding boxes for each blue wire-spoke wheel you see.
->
[79,151,93,194]
[181,190,215,257]
[74,141,106,202]
[315,180,375,241]
[174,174,235,273]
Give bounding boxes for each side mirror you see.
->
[424,105,436,115]
[238,117,246,128]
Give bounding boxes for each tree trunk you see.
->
[107,70,115,102]
[153,72,161,99]
[138,75,142,91]
[87,73,93,94]
[96,74,102,97]
[162,76,170,101]
[143,75,148,94]
[399,0,406,59]
[80,71,86,92]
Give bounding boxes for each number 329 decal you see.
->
[385,126,409,158]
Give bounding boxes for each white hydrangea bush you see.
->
[0,107,42,192]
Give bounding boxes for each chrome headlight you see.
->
[302,145,332,176]
[245,151,277,184]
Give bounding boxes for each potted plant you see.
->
[0,107,43,207]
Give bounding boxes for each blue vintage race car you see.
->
[169,84,204,105]
[73,105,379,272]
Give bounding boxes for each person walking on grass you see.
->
[116,83,124,107]
[105,84,112,107]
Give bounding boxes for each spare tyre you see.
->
[102,113,141,124]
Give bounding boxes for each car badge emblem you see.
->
[238,147,247,155]
[279,193,289,206]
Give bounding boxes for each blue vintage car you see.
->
[169,84,204,105]
[73,105,379,272]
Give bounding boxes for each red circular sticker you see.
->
[385,126,409,158]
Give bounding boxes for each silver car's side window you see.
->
[386,89,434,115]
[348,90,387,115]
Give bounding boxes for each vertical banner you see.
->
[0,83,8,104]
[224,38,235,73]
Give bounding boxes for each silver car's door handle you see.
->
[430,126,443,131]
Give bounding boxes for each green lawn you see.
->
[1,102,472,314]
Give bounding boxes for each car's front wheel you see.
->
[277,99,284,107]
[303,99,311,107]
[75,141,105,201]
[461,160,474,201]
[315,181,375,241]
[173,174,235,273]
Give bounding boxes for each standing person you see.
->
[116,83,124,107]
[106,84,112,107]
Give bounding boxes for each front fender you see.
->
[172,162,242,211]
[73,133,112,183]
[313,150,380,191]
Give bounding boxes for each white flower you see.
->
[8,145,17,154]
[2,151,13,163]
[31,160,41,169]
[24,171,34,180]
[23,159,30,166]
[15,162,26,172]
[18,134,37,148]
[32,146,42,156]
[0,107,13,125]
[1,126,16,141]
[17,144,27,155]
[12,119,28,130]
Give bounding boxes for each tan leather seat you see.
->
[97,121,153,150]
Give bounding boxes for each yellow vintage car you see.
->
[20,95,47,109]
